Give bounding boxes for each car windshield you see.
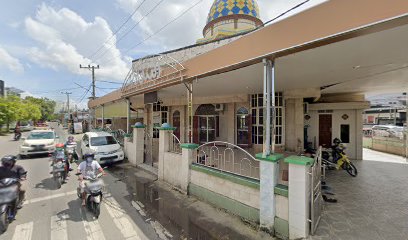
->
[90,136,117,146]
[27,132,54,140]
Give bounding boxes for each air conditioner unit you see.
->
[303,102,309,114]
[215,103,224,111]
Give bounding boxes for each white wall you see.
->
[162,152,184,189]
[307,109,362,159]
[190,169,260,209]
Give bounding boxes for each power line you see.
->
[87,0,148,61]
[96,80,122,85]
[79,64,100,99]
[93,0,165,61]
[262,0,311,27]
[100,0,204,66]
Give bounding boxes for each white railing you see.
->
[196,141,259,180]
[168,133,182,154]
[309,146,323,235]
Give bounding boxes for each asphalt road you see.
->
[0,123,160,240]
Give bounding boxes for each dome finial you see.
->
[197,0,263,44]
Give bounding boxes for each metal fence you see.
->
[309,146,323,235]
[168,133,182,154]
[196,141,259,180]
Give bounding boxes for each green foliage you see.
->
[0,95,55,130]
[24,96,56,120]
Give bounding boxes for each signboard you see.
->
[144,91,158,104]
[73,122,83,134]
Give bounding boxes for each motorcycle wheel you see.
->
[56,175,61,189]
[346,162,358,177]
[93,202,100,219]
[0,211,9,233]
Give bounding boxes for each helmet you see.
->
[333,138,342,145]
[83,153,95,161]
[56,143,64,149]
[1,155,17,168]
[68,136,74,141]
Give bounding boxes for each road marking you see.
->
[81,209,106,240]
[25,190,77,205]
[12,221,33,240]
[50,214,68,240]
[104,194,143,240]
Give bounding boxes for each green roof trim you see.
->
[255,153,284,163]
[124,133,132,137]
[284,155,315,166]
[191,164,260,189]
[274,184,288,198]
[131,125,145,129]
[156,127,177,131]
[180,143,199,149]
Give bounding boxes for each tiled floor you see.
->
[310,159,408,240]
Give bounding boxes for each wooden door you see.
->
[319,114,332,147]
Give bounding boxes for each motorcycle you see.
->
[65,143,77,163]
[76,172,104,218]
[0,178,22,233]
[305,140,358,177]
[324,143,358,177]
[13,133,21,141]
[52,152,68,188]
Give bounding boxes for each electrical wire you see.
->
[96,80,122,85]
[93,0,165,61]
[100,0,204,66]
[88,0,148,61]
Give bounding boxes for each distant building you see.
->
[0,80,4,97]
[5,87,24,98]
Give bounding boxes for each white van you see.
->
[79,132,124,164]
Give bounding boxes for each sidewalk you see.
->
[108,163,274,240]
[363,148,407,164]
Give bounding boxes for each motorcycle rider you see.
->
[0,156,27,208]
[14,121,21,141]
[77,153,105,206]
[52,143,70,180]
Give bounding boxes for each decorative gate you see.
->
[309,146,323,235]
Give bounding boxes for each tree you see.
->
[25,97,56,121]
[0,96,23,131]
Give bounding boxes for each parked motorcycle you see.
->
[0,178,22,233]
[76,172,104,218]
[305,138,358,177]
[52,151,68,188]
[321,138,358,177]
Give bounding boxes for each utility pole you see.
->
[80,64,100,128]
[61,92,72,114]
[79,64,100,99]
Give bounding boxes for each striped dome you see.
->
[207,0,261,24]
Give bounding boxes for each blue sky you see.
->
[0,0,325,109]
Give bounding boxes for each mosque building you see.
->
[89,1,408,239]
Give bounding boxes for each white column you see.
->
[101,105,105,129]
[158,129,172,180]
[285,156,313,239]
[127,126,144,166]
[180,144,198,192]
[126,98,131,133]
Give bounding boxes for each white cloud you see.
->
[24,3,129,81]
[116,0,327,54]
[0,46,24,73]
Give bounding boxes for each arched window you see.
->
[194,104,218,143]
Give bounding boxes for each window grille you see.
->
[250,92,284,145]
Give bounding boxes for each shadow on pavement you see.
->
[35,177,60,190]
[56,199,87,223]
